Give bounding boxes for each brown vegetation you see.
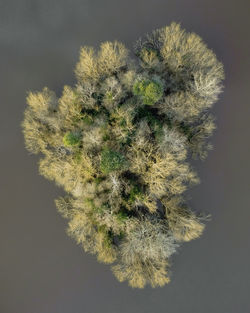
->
[22,22,224,288]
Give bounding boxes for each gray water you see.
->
[1,0,250,312]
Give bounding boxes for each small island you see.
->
[22,22,224,288]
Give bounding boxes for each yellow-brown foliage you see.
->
[22,22,224,288]
[75,41,128,82]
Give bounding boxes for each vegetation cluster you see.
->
[22,23,224,288]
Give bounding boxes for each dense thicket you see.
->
[22,23,224,288]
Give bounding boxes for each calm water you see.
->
[1,0,250,312]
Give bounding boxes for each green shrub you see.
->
[128,185,144,203]
[63,131,81,147]
[100,148,128,174]
[133,79,164,105]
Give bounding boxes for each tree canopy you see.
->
[22,22,224,288]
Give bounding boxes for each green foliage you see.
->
[128,185,144,203]
[22,22,224,288]
[115,211,129,223]
[133,79,164,105]
[100,148,128,174]
[63,131,81,147]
